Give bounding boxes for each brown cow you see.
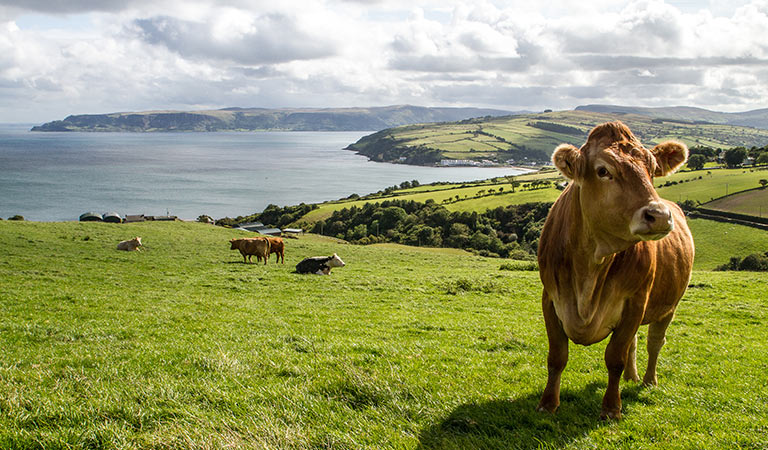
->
[230,237,270,264]
[117,236,142,251]
[265,236,285,264]
[536,121,694,420]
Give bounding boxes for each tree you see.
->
[724,147,747,168]
[687,154,706,171]
[757,152,768,166]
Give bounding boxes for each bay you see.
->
[0,124,528,222]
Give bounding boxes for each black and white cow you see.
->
[295,253,345,275]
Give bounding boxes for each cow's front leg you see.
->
[602,300,645,420]
[537,291,568,413]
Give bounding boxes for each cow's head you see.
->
[328,253,346,268]
[229,238,239,250]
[552,121,687,259]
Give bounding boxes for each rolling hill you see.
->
[576,104,768,129]
[29,105,517,132]
[346,110,768,165]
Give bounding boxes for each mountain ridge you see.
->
[30,105,520,132]
[575,104,768,129]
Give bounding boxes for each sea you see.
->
[0,124,529,222]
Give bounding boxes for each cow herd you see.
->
[117,233,344,275]
[227,236,343,274]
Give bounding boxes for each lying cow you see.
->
[536,121,694,420]
[117,236,142,251]
[230,237,270,264]
[295,253,345,275]
[265,236,285,264]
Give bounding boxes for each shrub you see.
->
[8,215,24,221]
[715,252,768,271]
[499,262,538,271]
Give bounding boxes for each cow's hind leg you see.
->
[644,315,673,386]
[537,291,568,414]
[623,333,640,382]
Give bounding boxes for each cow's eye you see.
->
[597,167,612,179]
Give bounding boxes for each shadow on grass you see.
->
[417,382,645,450]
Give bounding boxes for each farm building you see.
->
[238,222,282,235]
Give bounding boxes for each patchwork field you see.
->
[1,220,767,449]
[297,167,767,226]
[348,110,768,165]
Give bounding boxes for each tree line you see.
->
[310,199,552,259]
[687,144,768,170]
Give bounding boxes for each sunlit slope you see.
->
[347,110,768,165]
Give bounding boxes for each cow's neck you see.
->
[565,185,636,322]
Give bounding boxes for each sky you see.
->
[1,0,767,123]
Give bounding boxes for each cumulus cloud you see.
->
[131,12,337,65]
[1,0,768,122]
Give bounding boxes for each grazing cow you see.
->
[230,237,270,265]
[117,236,142,251]
[265,236,285,264]
[295,253,345,275]
[536,121,694,420]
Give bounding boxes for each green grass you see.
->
[688,218,768,270]
[1,220,768,449]
[657,167,768,204]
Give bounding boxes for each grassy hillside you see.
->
[347,110,768,165]
[687,218,768,270]
[1,220,767,449]
[576,104,768,130]
[297,167,767,226]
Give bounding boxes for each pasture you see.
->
[298,167,767,227]
[1,220,767,449]
[704,188,768,217]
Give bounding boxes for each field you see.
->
[704,188,768,217]
[1,220,767,449]
[656,168,768,205]
[297,167,767,226]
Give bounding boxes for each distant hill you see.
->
[346,109,768,166]
[576,105,768,130]
[30,105,518,132]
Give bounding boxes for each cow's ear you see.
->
[552,144,582,180]
[652,141,688,176]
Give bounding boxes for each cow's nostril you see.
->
[644,210,656,223]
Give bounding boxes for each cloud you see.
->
[131,12,337,65]
[0,0,154,14]
[3,0,768,122]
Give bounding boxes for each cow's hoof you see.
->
[536,402,558,414]
[642,375,658,387]
[600,408,622,421]
[623,373,640,383]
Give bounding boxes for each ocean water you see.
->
[0,124,528,221]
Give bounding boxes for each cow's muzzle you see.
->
[631,201,673,240]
